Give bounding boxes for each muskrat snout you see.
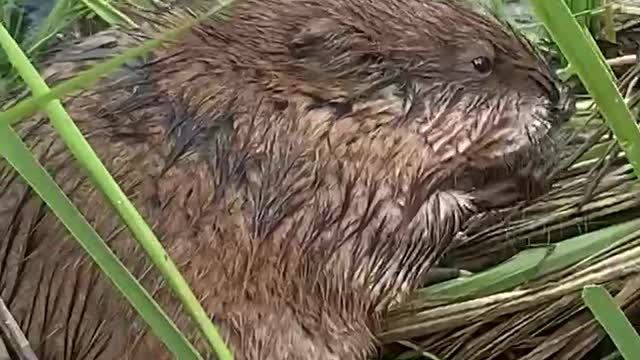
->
[530,64,575,124]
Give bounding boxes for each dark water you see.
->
[24,0,55,24]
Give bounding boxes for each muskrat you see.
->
[0,0,574,359]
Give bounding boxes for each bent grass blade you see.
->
[583,285,640,360]
[420,218,640,300]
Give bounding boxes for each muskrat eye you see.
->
[471,56,493,74]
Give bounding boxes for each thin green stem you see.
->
[0,9,234,360]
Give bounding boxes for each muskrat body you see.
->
[0,1,573,359]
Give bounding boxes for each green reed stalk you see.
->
[0,3,236,358]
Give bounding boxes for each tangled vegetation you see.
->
[1,1,640,359]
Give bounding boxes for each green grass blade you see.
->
[529,0,640,180]
[0,124,202,360]
[421,247,550,299]
[80,0,137,28]
[421,218,640,299]
[0,6,236,359]
[582,285,640,360]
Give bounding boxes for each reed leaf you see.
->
[420,217,640,300]
[583,285,640,360]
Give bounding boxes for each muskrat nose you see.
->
[530,66,575,123]
[529,69,559,104]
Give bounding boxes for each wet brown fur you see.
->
[0,1,573,359]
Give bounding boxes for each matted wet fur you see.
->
[0,0,574,359]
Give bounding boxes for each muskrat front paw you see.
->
[470,174,548,211]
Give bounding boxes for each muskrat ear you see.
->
[289,18,365,59]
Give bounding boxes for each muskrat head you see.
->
[277,0,575,202]
[180,0,574,206]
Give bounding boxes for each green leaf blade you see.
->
[583,285,640,360]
